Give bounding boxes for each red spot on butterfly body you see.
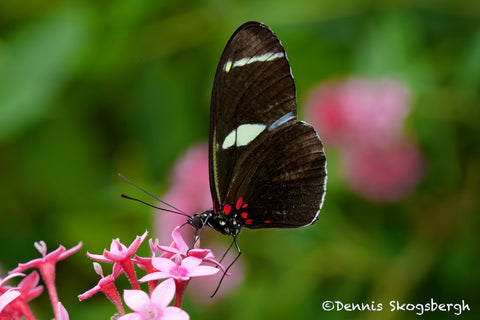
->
[240,212,248,219]
[224,204,231,215]
[264,220,271,223]
[244,219,253,225]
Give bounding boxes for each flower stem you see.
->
[39,264,59,320]
[173,279,189,308]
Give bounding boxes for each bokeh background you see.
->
[1,0,479,319]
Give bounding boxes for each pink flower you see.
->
[142,257,219,283]
[87,231,148,290]
[1,271,44,319]
[304,77,425,202]
[157,227,225,272]
[9,241,82,320]
[9,242,82,275]
[305,78,410,148]
[141,256,219,307]
[78,263,125,315]
[0,273,24,315]
[119,279,189,320]
[341,139,425,202]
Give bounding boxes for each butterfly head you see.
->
[188,210,213,230]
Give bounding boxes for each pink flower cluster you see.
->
[1,228,225,320]
[0,241,82,320]
[305,78,425,202]
[79,228,224,319]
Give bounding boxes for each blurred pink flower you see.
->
[0,289,21,314]
[58,302,69,320]
[3,271,44,315]
[0,273,24,316]
[304,77,424,202]
[305,78,410,148]
[119,278,189,320]
[341,139,425,202]
[155,144,211,245]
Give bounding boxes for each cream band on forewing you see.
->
[223,52,284,72]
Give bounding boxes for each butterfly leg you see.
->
[211,235,241,297]
[218,237,236,264]
[187,213,210,252]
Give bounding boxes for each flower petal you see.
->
[86,252,110,262]
[117,313,142,320]
[58,242,83,260]
[187,265,219,277]
[18,271,43,301]
[171,227,188,253]
[151,278,175,308]
[123,290,149,312]
[139,272,171,282]
[58,302,69,320]
[158,245,181,255]
[125,231,148,258]
[152,257,176,272]
[162,306,190,320]
[18,271,39,291]
[186,249,210,260]
[0,289,21,313]
[0,273,25,287]
[181,257,202,270]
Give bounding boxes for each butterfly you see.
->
[187,21,327,290]
[121,21,326,296]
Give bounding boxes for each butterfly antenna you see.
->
[118,173,189,217]
[211,236,241,297]
[120,194,190,218]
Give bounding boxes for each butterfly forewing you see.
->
[209,21,326,228]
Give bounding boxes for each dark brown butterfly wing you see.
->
[209,21,326,228]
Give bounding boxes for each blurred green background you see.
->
[1,0,479,319]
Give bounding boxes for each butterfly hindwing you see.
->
[231,121,326,228]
